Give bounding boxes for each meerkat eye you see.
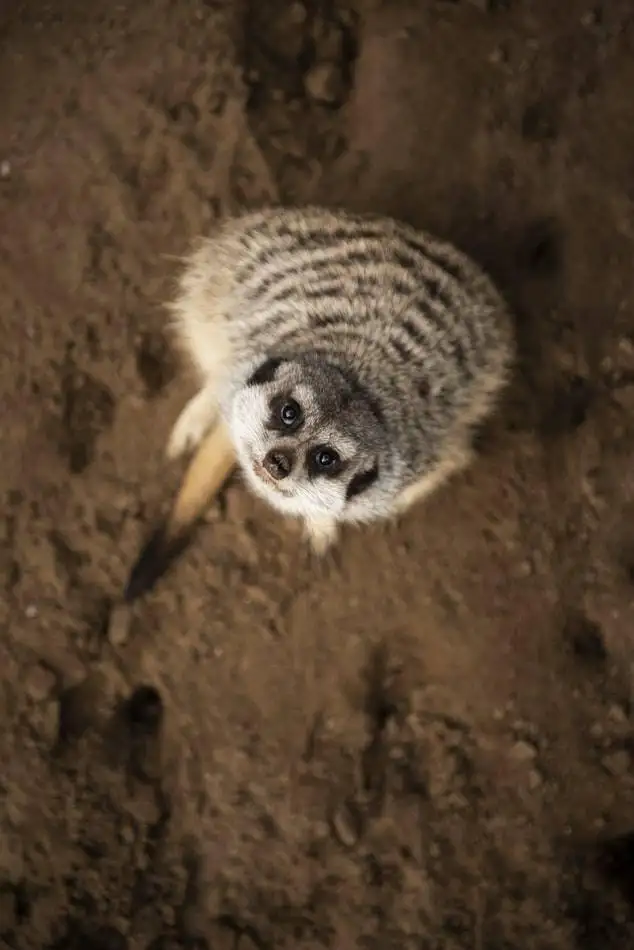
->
[280,399,302,427]
[310,445,341,475]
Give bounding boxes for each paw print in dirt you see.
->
[134,330,177,399]
[59,365,116,474]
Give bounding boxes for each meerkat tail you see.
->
[123,421,237,602]
[167,419,236,531]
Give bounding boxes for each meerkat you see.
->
[124,205,514,600]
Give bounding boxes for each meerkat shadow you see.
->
[124,420,238,601]
[123,466,240,602]
[592,829,634,906]
[123,522,196,603]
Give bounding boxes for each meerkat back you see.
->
[167,205,514,492]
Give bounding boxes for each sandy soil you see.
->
[2,0,634,946]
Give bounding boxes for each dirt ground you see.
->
[3,0,634,946]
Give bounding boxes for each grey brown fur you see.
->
[166,205,515,554]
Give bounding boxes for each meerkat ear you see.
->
[246,357,285,387]
[346,461,379,501]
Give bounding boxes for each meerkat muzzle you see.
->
[262,448,294,480]
[123,421,237,602]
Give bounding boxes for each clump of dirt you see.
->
[2,0,634,947]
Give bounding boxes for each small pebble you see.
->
[112,491,135,514]
[107,602,132,647]
[509,739,538,763]
[119,823,135,845]
[580,7,601,28]
[513,558,534,578]
[39,698,61,744]
[527,769,543,790]
[329,800,364,848]
[25,663,56,702]
[613,384,634,412]
[24,604,38,619]
[288,1,307,24]
[618,335,634,358]
[608,704,629,725]
[602,749,631,777]
[488,45,508,65]
[304,62,343,104]
[0,160,11,179]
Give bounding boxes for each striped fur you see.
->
[165,205,515,554]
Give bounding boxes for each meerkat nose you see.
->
[263,448,294,480]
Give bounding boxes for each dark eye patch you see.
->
[267,394,304,433]
[346,463,379,500]
[246,357,284,387]
[306,445,343,478]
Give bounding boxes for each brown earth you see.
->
[2,0,634,947]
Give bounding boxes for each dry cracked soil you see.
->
[2,0,634,947]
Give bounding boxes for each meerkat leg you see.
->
[166,384,219,461]
[303,516,339,556]
[393,443,473,516]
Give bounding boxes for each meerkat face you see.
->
[227,355,394,523]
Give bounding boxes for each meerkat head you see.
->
[227,354,399,523]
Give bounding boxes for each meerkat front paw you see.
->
[166,386,218,460]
